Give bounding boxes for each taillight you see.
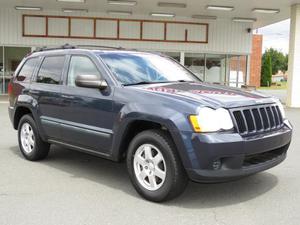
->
[8,82,13,95]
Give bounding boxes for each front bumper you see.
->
[185,121,292,183]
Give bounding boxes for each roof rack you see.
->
[33,43,76,52]
[76,45,125,50]
[32,43,128,53]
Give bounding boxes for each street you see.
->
[0,102,299,225]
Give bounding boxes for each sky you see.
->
[256,19,290,54]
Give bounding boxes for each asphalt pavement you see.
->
[0,101,299,225]
[257,90,287,104]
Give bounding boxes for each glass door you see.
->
[205,54,226,84]
[228,55,247,87]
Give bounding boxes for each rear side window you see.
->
[17,57,39,82]
[36,56,65,84]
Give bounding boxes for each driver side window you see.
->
[67,56,101,87]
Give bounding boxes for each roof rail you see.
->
[33,43,76,52]
[76,44,124,50]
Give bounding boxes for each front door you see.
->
[59,55,114,154]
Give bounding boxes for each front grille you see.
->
[231,104,284,135]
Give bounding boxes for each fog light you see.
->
[212,159,222,170]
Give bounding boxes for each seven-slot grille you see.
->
[230,104,284,135]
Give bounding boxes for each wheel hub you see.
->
[133,144,167,191]
[144,160,155,175]
[20,122,35,154]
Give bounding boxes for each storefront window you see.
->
[1,47,31,93]
[183,52,248,87]
[163,52,180,62]
[239,55,248,87]
[205,54,227,84]
[228,55,247,87]
[184,53,205,80]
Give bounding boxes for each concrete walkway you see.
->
[0,94,8,103]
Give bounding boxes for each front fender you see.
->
[110,103,194,169]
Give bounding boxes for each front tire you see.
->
[127,129,188,202]
[18,114,50,161]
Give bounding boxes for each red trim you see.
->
[117,19,120,39]
[93,18,96,38]
[68,17,71,37]
[22,14,209,44]
[163,22,167,40]
[22,14,25,36]
[45,16,48,36]
[140,21,143,40]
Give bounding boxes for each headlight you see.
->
[277,101,286,119]
[189,107,234,132]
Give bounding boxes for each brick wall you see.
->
[249,34,263,87]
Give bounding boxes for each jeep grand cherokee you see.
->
[8,45,292,202]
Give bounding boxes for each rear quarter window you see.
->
[16,57,39,82]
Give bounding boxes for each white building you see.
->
[0,0,299,107]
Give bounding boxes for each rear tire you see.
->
[18,114,50,161]
[127,129,188,202]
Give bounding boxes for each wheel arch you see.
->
[111,118,187,166]
[13,106,33,129]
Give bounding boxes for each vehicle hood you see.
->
[131,82,276,108]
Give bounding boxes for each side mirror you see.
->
[75,74,108,90]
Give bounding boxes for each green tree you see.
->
[262,48,288,74]
[261,48,288,86]
[261,52,272,87]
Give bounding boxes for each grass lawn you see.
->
[258,81,287,90]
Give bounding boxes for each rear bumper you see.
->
[8,106,14,125]
[184,120,292,183]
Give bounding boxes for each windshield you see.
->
[98,52,201,85]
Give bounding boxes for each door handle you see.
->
[29,90,40,94]
[61,94,75,100]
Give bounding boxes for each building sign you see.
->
[22,14,209,44]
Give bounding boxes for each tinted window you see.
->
[67,56,100,87]
[17,57,39,82]
[36,56,65,84]
[99,52,199,85]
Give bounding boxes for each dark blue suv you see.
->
[8,45,292,202]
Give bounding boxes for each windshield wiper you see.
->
[124,81,171,86]
[175,80,191,83]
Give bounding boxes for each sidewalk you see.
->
[0,94,8,103]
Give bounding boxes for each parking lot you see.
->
[0,101,299,225]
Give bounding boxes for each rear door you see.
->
[30,55,66,140]
[59,54,114,154]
